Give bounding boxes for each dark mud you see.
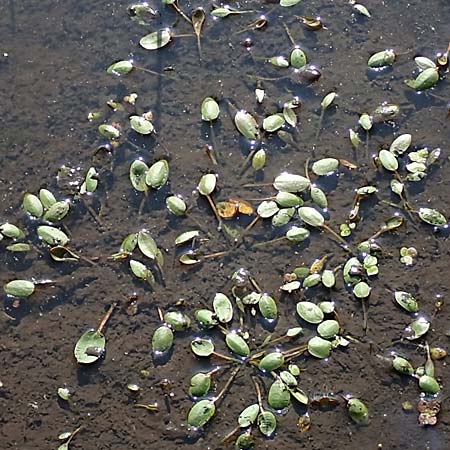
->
[1,1,450,449]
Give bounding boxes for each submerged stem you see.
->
[214,366,241,404]
[97,302,116,334]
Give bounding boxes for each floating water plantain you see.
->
[140,29,172,50]
[37,225,69,246]
[394,291,419,313]
[191,338,214,357]
[187,399,216,427]
[226,333,250,357]
[312,158,339,176]
[367,49,395,68]
[347,398,369,425]
[98,124,121,139]
[107,60,134,76]
[235,111,260,140]
[280,0,302,6]
[23,193,43,218]
[130,259,155,284]
[258,352,285,371]
[317,320,340,339]
[146,160,169,189]
[164,311,191,331]
[418,375,440,395]
[405,67,439,91]
[166,195,187,216]
[74,304,115,364]
[417,208,447,226]
[43,201,70,222]
[392,356,414,375]
[268,379,290,410]
[263,114,285,132]
[201,97,220,121]
[290,47,307,69]
[273,173,310,193]
[4,279,35,298]
[213,293,233,323]
[308,336,332,358]
[189,372,212,397]
[130,115,154,135]
[296,301,324,323]
[152,325,174,355]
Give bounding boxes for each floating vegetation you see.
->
[2,1,449,449]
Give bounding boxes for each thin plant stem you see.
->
[209,123,219,162]
[251,376,265,411]
[67,426,83,445]
[361,298,368,333]
[252,236,287,249]
[205,194,222,229]
[321,224,353,252]
[214,366,241,404]
[97,302,117,334]
[315,108,325,140]
[171,2,192,24]
[211,351,241,363]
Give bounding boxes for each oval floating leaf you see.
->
[263,114,285,132]
[268,380,290,410]
[140,29,172,50]
[198,173,217,196]
[298,207,325,227]
[312,158,339,176]
[146,160,169,189]
[152,325,174,355]
[4,280,35,298]
[308,336,332,358]
[187,399,215,427]
[201,97,220,121]
[213,293,233,323]
[189,372,211,397]
[130,115,154,135]
[368,49,395,68]
[23,193,43,218]
[259,352,285,371]
[43,201,70,222]
[37,226,69,246]
[107,60,133,75]
[394,291,418,313]
[418,208,447,226]
[273,173,310,193]
[347,398,369,425]
[226,333,250,357]
[191,338,214,356]
[296,301,324,323]
[235,110,259,140]
[74,330,105,364]
[258,411,277,436]
[238,404,260,427]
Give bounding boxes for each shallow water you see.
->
[1,1,450,449]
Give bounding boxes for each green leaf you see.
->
[394,291,418,313]
[286,226,310,242]
[6,243,31,252]
[226,333,250,357]
[43,201,70,222]
[213,293,233,323]
[130,115,154,135]
[189,372,211,397]
[392,356,414,375]
[166,195,187,216]
[308,336,332,358]
[268,380,290,410]
[257,201,279,218]
[418,208,447,226]
[234,110,260,140]
[273,173,310,193]
[312,158,339,176]
[238,404,260,427]
[129,259,155,284]
[37,226,69,246]
[379,149,398,171]
[107,60,133,75]
[258,411,277,436]
[252,149,266,170]
[259,352,285,371]
[405,67,439,91]
[317,320,340,339]
[74,330,105,364]
[146,160,169,189]
[198,173,217,195]
[367,49,396,68]
[191,338,214,356]
[23,193,44,218]
[175,230,200,245]
[187,399,215,427]
[140,29,172,50]
[414,56,437,70]
[269,56,289,67]
[271,207,295,227]
[290,48,307,68]
[201,97,220,121]
[259,294,277,320]
[164,311,191,331]
[0,223,24,239]
[321,92,337,110]
[347,398,369,425]
[353,281,371,298]
[4,280,35,298]
[80,167,98,194]
[98,124,120,139]
[39,189,57,208]
[359,113,372,131]
[129,160,149,192]
[310,187,328,209]
[263,114,285,132]
[418,375,440,394]
[405,317,430,340]
[152,325,174,354]
[296,301,324,323]
[137,231,158,260]
[390,134,411,156]
[280,0,302,6]
[298,206,325,227]
[195,309,218,328]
